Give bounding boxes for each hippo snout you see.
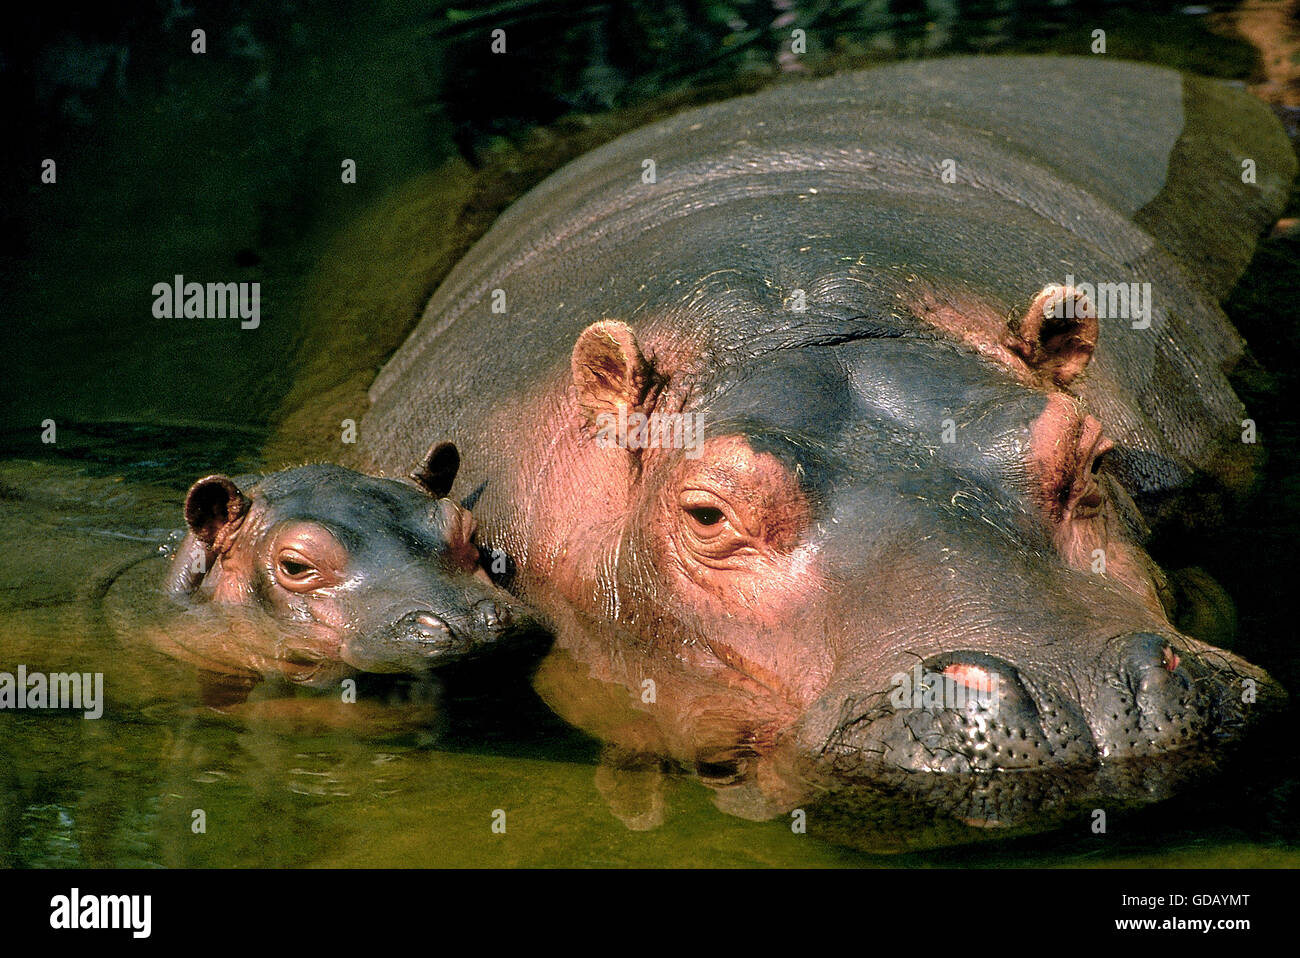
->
[1091,632,1284,756]
[471,597,513,633]
[340,598,531,674]
[341,609,472,673]
[408,610,470,649]
[412,598,517,644]
[803,633,1285,824]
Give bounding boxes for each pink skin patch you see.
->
[942,663,998,693]
[1162,645,1180,673]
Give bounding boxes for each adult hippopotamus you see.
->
[107,442,537,705]
[354,57,1293,839]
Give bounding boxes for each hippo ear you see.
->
[572,321,654,422]
[1002,285,1098,387]
[410,440,460,499]
[183,475,251,549]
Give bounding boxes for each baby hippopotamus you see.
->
[152,441,538,693]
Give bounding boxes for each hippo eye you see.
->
[279,558,313,577]
[680,490,747,551]
[269,524,345,592]
[686,506,724,527]
[274,548,326,591]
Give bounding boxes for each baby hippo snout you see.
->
[343,598,527,674]
[408,598,516,647]
[472,597,513,633]
[341,610,465,673]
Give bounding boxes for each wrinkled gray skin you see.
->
[160,446,535,692]
[356,57,1292,837]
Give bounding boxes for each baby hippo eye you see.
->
[274,548,328,591]
[279,557,313,577]
[268,523,346,592]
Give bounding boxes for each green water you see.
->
[0,436,1294,866]
[2,0,1297,866]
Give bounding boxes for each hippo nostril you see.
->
[413,612,452,636]
[1091,631,1206,759]
[473,598,511,632]
[1116,632,1188,687]
[941,663,999,693]
[922,652,1021,706]
[877,652,1062,773]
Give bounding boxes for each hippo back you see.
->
[361,56,1294,521]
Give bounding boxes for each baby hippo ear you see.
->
[410,440,460,499]
[434,498,482,571]
[184,475,251,549]
[572,320,654,422]
[1003,285,1098,387]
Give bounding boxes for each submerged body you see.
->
[357,58,1293,837]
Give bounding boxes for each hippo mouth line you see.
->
[268,641,356,685]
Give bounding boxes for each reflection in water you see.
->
[1,441,1292,865]
[0,449,845,866]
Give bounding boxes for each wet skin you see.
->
[662,336,1275,816]
[492,317,1284,834]
[354,57,1291,835]
[156,443,538,696]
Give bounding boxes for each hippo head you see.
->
[540,293,1284,833]
[163,443,534,687]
